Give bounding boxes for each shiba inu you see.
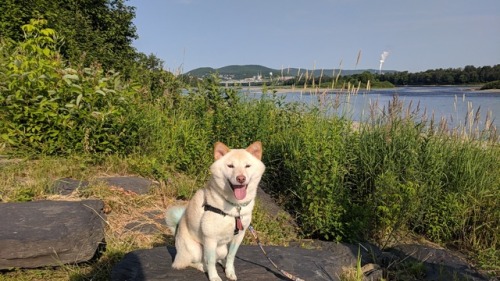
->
[165,141,265,281]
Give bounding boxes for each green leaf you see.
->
[40,28,55,36]
[71,84,82,91]
[42,48,51,57]
[76,94,83,106]
[63,74,79,81]
[95,89,106,96]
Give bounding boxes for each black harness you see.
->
[203,202,245,235]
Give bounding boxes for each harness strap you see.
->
[203,203,244,235]
[203,203,227,217]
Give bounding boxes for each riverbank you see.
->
[476,88,500,93]
[242,85,500,94]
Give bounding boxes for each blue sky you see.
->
[128,0,500,73]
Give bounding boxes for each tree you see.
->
[0,0,137,73]
[358,71,374,84]
[131,53,183,102]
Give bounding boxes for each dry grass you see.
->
[0,155,296,280]
[0,156,174,280]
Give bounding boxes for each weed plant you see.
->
[0,20,142,155]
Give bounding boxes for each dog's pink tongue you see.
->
[233,185,247,200]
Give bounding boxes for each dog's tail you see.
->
[165,206,186,234]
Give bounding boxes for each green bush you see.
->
[0,19,140,155]
[268,113,357,241]
[370,80,395,88]
[480,80,500,90]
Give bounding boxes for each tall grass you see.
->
[140,78,498,254]
[143,79,498,270]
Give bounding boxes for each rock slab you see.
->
[0,200,106,269]
[52,177,89,195]
[389,244,489,281]
[96,176,156,195]
[112,244,491,281]
[111,245,371,281]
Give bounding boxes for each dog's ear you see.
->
[214,142,230,160]
[246,141,262,160]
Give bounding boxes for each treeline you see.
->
[377,65,500,86]
[278,65,500,88]
[277,70,394,89]
[193,65,500,90]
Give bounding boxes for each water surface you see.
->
[245,86,500,129]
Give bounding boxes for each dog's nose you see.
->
[236,175,246,183]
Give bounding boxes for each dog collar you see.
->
[224,198,253,208]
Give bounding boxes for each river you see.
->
[244,86,500,130]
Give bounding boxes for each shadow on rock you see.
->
[386,244,489,281]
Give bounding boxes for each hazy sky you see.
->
[128,0,500,73]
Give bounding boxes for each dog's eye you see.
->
[227,164,234,168]
[245,164,251,168]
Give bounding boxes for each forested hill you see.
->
[187,65,387,79]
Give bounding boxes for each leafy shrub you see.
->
[0,19,140,155]
[270,113,358,241]
[480,80,500,90]
[370,80,395,88]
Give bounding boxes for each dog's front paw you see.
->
[191,262,205,272]
[226,270,237,281]
[209,276,223,281]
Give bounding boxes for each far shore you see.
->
[473,88,500,93]
[239,85,500,94]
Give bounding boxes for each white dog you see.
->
[166,141,265,281]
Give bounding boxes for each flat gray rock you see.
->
[124,222,160,234]
[0,200,106,269]
[111,243,490,281]
[52,177,89,195]
[96,176,156,195]
[388,244,489,281]
[111,245,371,281]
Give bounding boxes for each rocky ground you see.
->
[0,176,495,280]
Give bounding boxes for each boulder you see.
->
[0,200,106,269]
[111,244,372,281]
